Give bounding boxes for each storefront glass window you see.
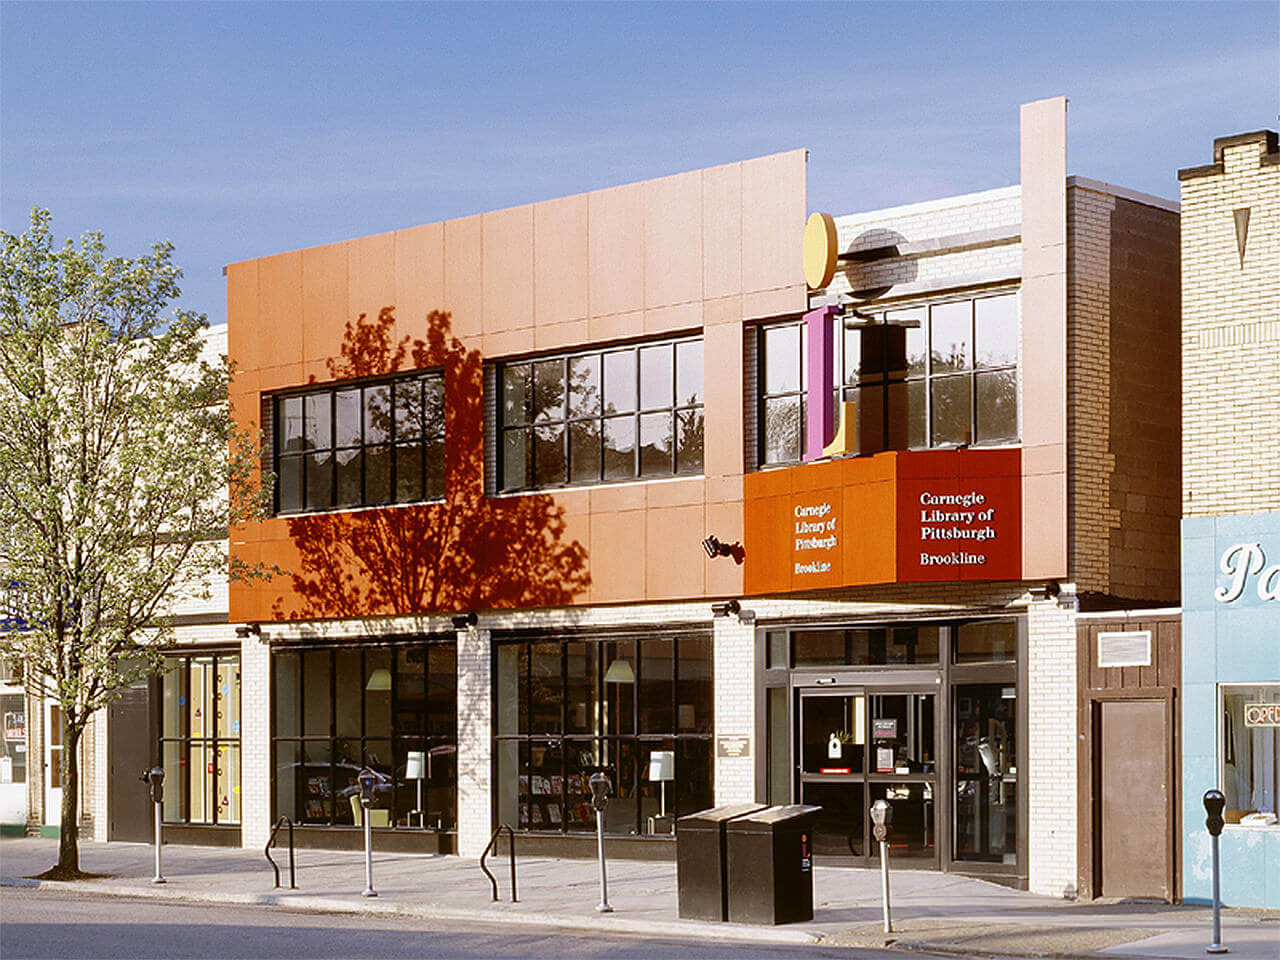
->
[272,642,457,830]
[792,626,940,666]
[954,683,1017,862]
[0,693,27,786]
[495,634,713,835]
[1221,684,1279,822]
[953,620,1018,663]
[159,653,240,825]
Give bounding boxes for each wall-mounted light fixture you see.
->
[703,535,731,558]
[365,668,392,691]
[234,623,261,639]
[1028,580,1061,601]
[703,535,745,564]
[451,611,478,629]
[711,599,741,618]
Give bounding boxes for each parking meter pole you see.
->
[362,810,376,897]
[1209,833,1225,954]
[588,771,613,913]
[879,839,892,933]
[359,766,378,898]
[594,806,612,913]
[142,766,166,884]
[153,799,165,884]
[1203,789,1227,954]
[871,799,893,934]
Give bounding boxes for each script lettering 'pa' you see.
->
[1215,543,1280,603]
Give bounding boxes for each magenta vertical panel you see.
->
[805,305,838,461]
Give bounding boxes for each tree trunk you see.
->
[56,720,82,873]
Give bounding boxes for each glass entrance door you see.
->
[798,687,938,867]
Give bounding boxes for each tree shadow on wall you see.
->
[273,307,591,619]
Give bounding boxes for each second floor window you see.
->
[758,290,1018,466]
[275,372,445,513]
[499,337,704,492]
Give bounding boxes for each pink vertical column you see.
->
[805,305,839,461]
[1019,96,1068,579]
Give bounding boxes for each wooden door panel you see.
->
[1097,699,1169,900]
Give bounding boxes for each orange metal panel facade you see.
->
[228,152,808,624]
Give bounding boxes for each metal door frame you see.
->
[796,681,941,869]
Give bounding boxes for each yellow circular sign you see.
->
[803,211,838,290]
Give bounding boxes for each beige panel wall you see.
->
[1181,135,1280,516]
[1020,96,1069,581]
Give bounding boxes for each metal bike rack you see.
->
[479,824,517,903]
[265,815,297,889]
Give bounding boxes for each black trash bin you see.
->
[725,804,821,924]
[675,803,767,921]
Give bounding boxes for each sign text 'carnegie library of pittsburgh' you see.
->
[794,502,837,574]
[917,490,999,565]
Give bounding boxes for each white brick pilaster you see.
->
[1026,598,1078,897]
[91,708,108,841]
[456,627,491,857]
[239,632,271,848]
[713,615,755,805]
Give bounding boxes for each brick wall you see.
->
[1181,135,1280,515]
[827,187,1021,303]
[1066,180,1181,603]
[456,626,492,857]
[1027,597,1078,897]
[713,614,755,803]
[239,630,271,846]
[91,710,107,840]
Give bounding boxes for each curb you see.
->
[1,877,820,945]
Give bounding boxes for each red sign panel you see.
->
[895,450,1021,582]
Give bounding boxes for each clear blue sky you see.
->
[3,1,1277,324]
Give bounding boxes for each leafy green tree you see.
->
[0,209,266,877]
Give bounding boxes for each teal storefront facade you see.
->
[1181,511,1280,908]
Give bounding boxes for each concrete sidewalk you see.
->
[1,837,1276,958]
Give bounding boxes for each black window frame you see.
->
[270,639,458,830]
[493,631,714,835]
[273,370,446,515]
[158,651,241,826]
[497,336,704,492]
[756,289,1019,467]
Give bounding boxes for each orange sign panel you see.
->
[743,449,1021,594]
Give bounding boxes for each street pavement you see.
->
[1,837,1276,958]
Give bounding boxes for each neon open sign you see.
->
[1244,703,1280,727]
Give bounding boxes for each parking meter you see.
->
[146,766,165,804]
[588,772,611,812]
[1203,789,1228,953]
[871,799,893,933]
[140,767,166,883]
[870,798,893,842]
[1203,789,1225,836]
[358,767,378,897]
[587,772,613,912]
[358,768,377,808]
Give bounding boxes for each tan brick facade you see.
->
[1180,133,1280,515]
[1066,180,1181,603]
